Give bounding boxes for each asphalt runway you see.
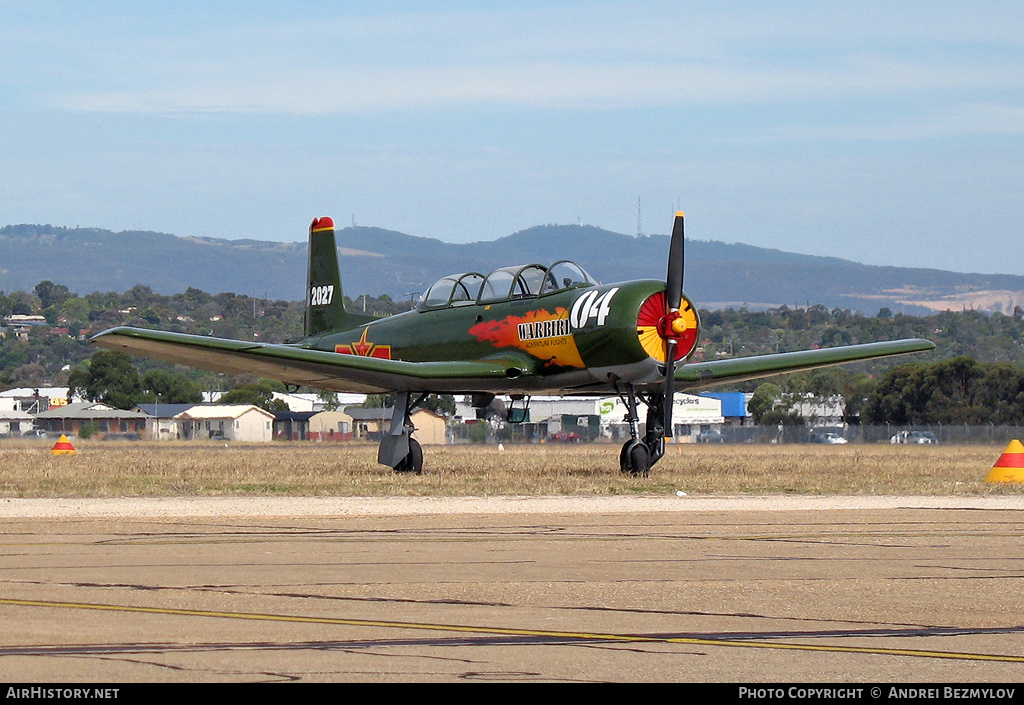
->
[1,497,1023,683]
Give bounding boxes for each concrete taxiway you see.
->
[1,496,1023,682]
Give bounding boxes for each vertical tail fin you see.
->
[304,216,373,337]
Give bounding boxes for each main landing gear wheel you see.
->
[619,440,650,476]
[394,438,423,474]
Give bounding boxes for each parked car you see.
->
[808,431,849,444]
[697,431,725,444]
[101,433,141,441]
[548,431,583,444]
[890,430,938,444]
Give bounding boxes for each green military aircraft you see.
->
[92,213,934,475]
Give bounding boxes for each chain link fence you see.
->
[716,424,1024,445]
[448,420,1024,446]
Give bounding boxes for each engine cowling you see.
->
[636,290,699,363]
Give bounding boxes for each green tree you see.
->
[864,356,1024,425]
[747,383,783,425]
[420,394,456,416]
[34,281,73,309]
[317,390,341,411]
[78,421,100,439]
[139,369,202,404]
[67,350,142,410]
[219,379,289,411]
[840,373,878,424]
[7,291,36,315]
[747,382,804,426]
[362,393,454,416]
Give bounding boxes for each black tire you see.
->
[619,441,633,473]
[620,441,650,476]
[628,442,650,477]
[394,438,423,475]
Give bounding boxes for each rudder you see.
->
[304,216,374,337]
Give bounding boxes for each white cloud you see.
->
[9,3,1015,117]
[55,56,1021,116]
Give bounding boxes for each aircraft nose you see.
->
[635,291,698,363]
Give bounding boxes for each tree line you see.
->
[3,280,1024,422]
[0,280,411,391]
[746,357,1024,427]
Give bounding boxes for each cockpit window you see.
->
[422,277,458,308]
[450,273,484,305]
[477,262,597,303]
[513,265,547,298]
[477,267,518,303]
[478,264,550,303]
[539,261,599,294]
[420,272,486,309]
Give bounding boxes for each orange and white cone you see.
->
[50,434,77,456]
[985,439,1024,483]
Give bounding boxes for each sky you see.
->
[2,1,1023,275]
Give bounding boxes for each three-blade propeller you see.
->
[662,211,685,440]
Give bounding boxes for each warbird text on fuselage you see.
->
[93,213,934,474]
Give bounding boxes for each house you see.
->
[32,402,150,439]
[307,411,355,441]
[2,315,48,340]
[411,408,447,445]
[346,407,393,441]
[133,403,201,441]
[345,406,448,444]
[273,411,317,440]
[271,409,363,442]
[174,405,275,442]
[0,409,34,436]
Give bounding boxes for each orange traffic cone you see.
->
[50,434,77,456]
[985,439,1024,483]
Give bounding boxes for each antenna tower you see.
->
[636,195,644,238]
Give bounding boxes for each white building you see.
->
[594,394,724,442]
[0,409,34,435]
[0,387,78,413]
[174,405,275,442]
[454,393,724,442]
[793,394,847,427]
[271,392,366,412]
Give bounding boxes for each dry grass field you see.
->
[1,439,1021,497]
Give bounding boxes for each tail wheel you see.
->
[394,438,423,474]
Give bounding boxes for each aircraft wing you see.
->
[91,326,536,394]
[674,338,935,389]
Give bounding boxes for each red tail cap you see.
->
[311,216,335,231]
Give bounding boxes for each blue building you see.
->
[699,392,749,426]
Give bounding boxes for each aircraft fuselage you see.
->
[302,278,698,395]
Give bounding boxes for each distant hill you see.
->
[3,222,1023,316]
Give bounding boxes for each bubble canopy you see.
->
[418,261,599,310]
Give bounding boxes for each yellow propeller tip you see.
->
[676,210,684,217]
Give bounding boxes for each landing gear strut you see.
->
[617,384,668,476]
[378,391,426,475]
